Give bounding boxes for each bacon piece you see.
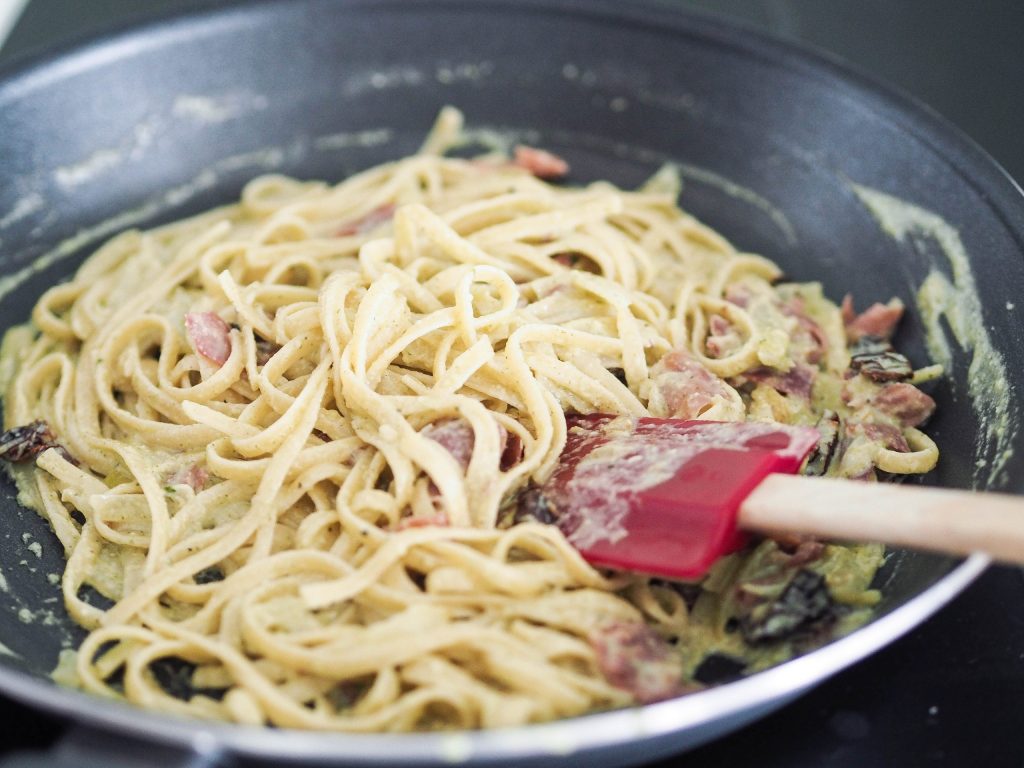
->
[780,297,829,365]
[185,312,232,365]
[709,315,730,337]
[423,419,475,470]
[590,621,687,703]
[744,364,816,401]
[772,537,826,565]
[789,540,826,566]
[871,383,936,427]
[500,431,524,471]
[842,295,904,342]
[423,418,523,472]
[336,204,396,237]
[513,145,569,179]
[397,512,449,530]
[801,323,829,365]
[724,284,752,308]
[705,315,742,358]
[551,251,600,273]
[254,338,281,366]
[840,295,854,325]
[847,421,911,453]
[166,464,209,492]
[651,350,736,419]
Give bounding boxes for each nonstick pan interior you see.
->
[0,1,1022,764]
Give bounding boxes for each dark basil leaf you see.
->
[740,569,836,645]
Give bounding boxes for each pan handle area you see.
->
[0,725,225,768]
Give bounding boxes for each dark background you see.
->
[1,1,1023,766]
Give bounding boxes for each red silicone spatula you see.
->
[535,414,1024,579]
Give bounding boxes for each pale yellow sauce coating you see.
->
[852,184,1017,487]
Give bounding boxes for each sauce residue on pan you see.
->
[172,92,269,125]
[852,184,1018,488]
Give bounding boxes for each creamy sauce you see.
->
[51,121,158,190]
[852,184,1017,487]
[0,176,221,304]
[0,639,19,659]
[0,193,44,231]
[54,149,123,190]
[50,648,79,687]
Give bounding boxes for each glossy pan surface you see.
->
[0,1,1021,764]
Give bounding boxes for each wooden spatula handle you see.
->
[741,474,1024,564]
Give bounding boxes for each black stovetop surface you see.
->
[1,2,1023,766]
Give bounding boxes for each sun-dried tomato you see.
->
[0,420,73,463]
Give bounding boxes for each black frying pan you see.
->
[0,1,1022,766]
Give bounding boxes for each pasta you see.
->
[0,107,939,730]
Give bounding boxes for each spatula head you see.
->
[537,415,820,579]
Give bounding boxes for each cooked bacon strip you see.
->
[743,364,816,401]
[397,512,449,530]
[335,204,396,236]
[705,315,742,358]
[423,418,523,471]
[841,295,904,341]
[871,383,936,427]
[772,538,826,565]
[185,312,232,365]
[848,421,911,452]
[513,145,569,179]
[708,314,730,337]
[590,621,687,703]
[551,251,600,273]
[724,284,753,308]
[423,419,475,470]
[166,464,209,492]
[651,350,736,419]
[500,431,524,471]
[254,338,281,366]
[780,297,829,364]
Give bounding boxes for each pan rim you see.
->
[0,0,1019,762]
